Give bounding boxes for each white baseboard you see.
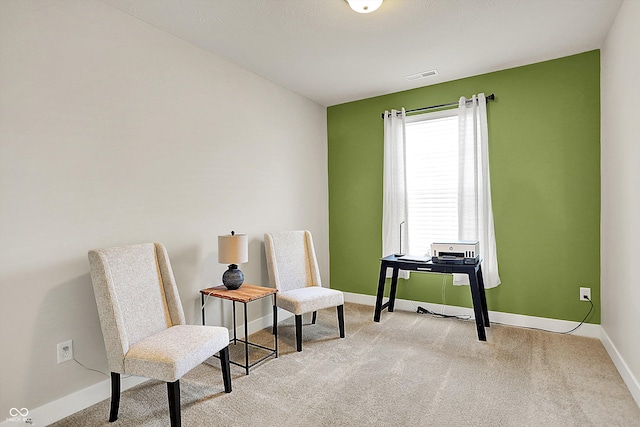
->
[343,291,639,407]
[10,293,637,425]
[599,328,640,408]
[343,292,601,338]
[1,309,291,427]
[0,375,148,427]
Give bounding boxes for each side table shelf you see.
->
[200,284,278,375]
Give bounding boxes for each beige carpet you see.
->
[52,303,640,426]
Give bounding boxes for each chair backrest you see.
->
[88,243,186,373]
[264,230,322,293]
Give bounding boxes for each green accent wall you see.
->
[327,50,601,323]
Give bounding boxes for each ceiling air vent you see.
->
[404,70,438,81]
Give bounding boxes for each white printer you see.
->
[431,241,479,264]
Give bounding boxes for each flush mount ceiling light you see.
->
[346,0,383,14]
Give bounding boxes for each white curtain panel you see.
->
[382,108,410,279]
[455,93,501,288]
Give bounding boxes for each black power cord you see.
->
[490,296,594,335]
[416,306,469,320]
[415,273,471,320]
[417,296,595,335]
[558,295,594,335]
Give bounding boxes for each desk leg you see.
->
[388,267,399,312]
[477,266,490,327]
[468,272,486,341]
[374,262,388,322]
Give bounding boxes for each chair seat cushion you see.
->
[277,286,344,316]
[125,325,229,383]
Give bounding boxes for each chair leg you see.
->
[337,304,345,338]
[109,372,120,422]
[311,311,317,324]
[295,314,303,352]
[167,380,181,427]
[219,346,232,393]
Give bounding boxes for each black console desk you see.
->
[374,255,490,341]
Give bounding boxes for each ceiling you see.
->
[100,0,623,107]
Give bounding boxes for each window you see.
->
[383,93,500,287]
[404,109,459,256]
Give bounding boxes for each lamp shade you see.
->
[218,232,248,265]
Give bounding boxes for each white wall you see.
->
[0,0,328,417]
[600,0,640,405]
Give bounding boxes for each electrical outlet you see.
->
[579,287,591,302]
[57,340,73,363]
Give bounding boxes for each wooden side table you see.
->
[200,284,278,375]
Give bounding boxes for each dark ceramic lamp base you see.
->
[222,264,244,290]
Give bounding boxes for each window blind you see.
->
[405,110,459,256]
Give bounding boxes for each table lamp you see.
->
[218,231,248,290]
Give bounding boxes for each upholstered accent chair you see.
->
[264,230,345,352]
[88,243,232,427]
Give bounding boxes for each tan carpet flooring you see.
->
[52,303,640,426]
